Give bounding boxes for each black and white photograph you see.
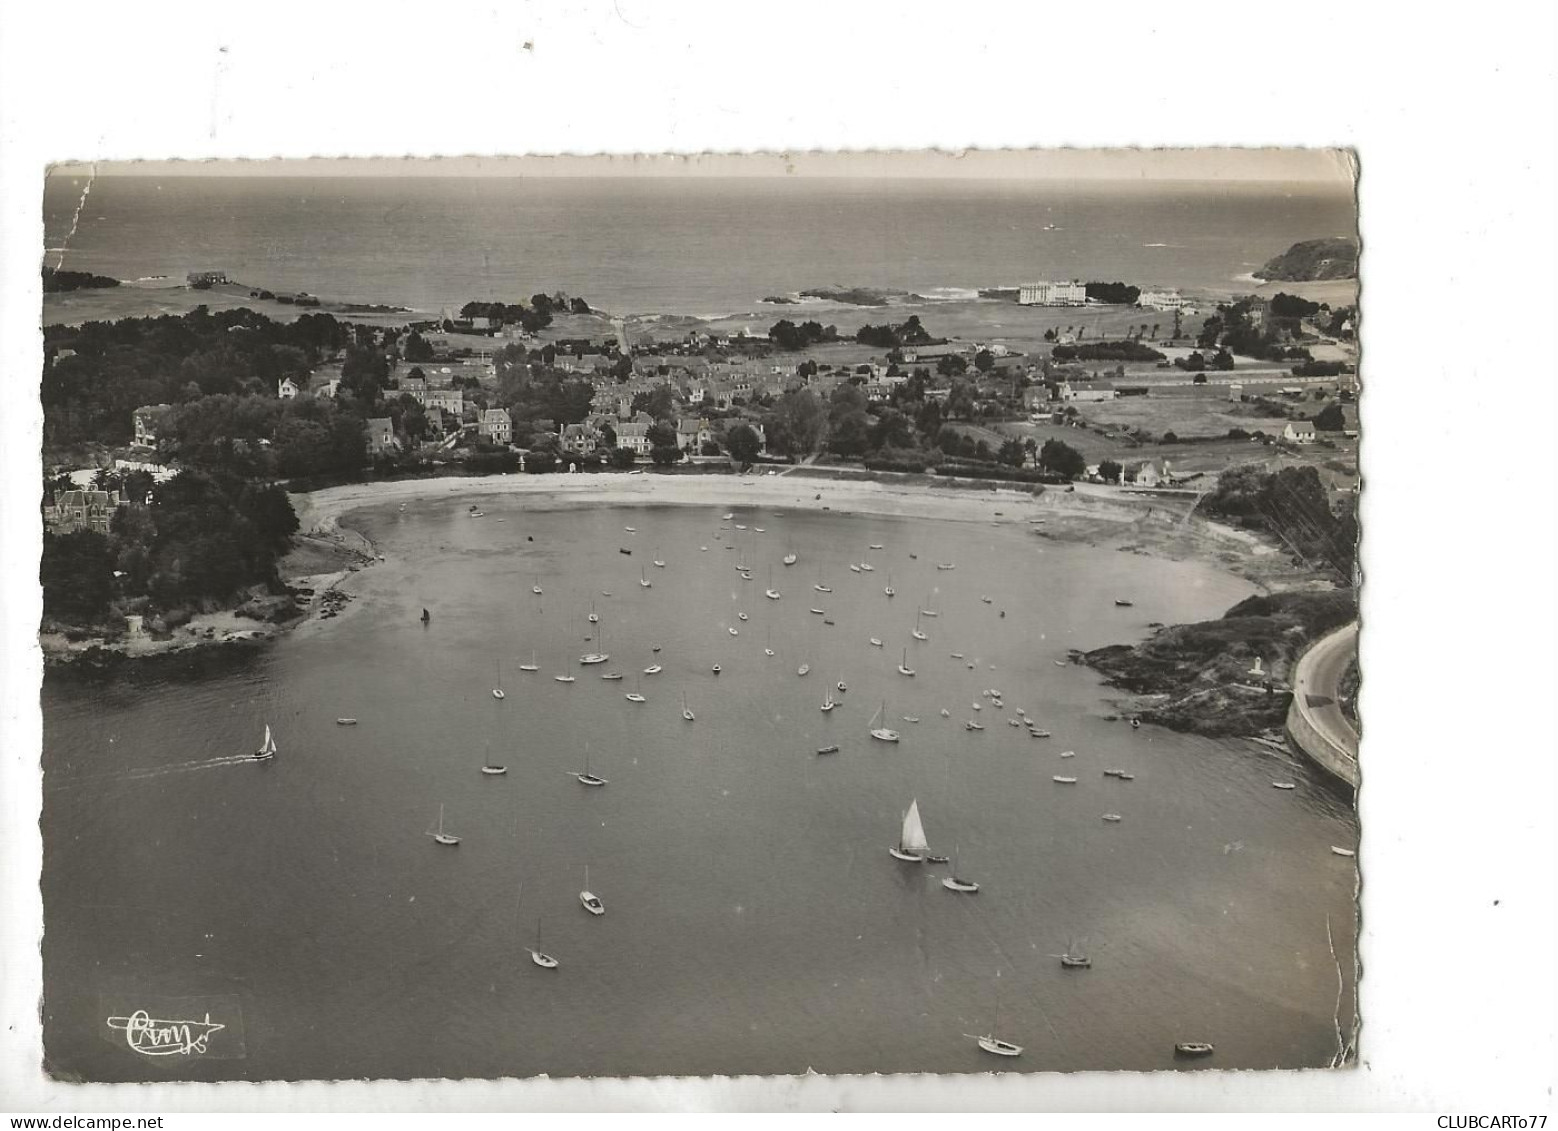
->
[2,2,1553,1117]
[35,150,1363,1081]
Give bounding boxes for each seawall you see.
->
[1286,621,1361,788]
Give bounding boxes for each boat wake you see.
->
[49,753,267,789]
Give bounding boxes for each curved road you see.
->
[1289,622,1360,783]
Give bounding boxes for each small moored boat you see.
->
[428,803,459,846]
[816,744,839,755]
[1174,1042,1215,1058]
[335,718,357,726]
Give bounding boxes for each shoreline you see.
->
[44,469,1314,671]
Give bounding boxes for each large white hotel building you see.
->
[1017,280,1088,306]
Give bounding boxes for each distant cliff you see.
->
[1254,238,1358,282]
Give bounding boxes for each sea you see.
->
[41,500,1360,1080]
[41,175,1358,318]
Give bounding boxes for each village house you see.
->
[685,380,709,405]
[44,489,121,535]
[365,417,396,457]
[562,421,600,455]
[318,378,341,399]
[676,417,712,452]
[616,421,652,456]
[131,404,171,450]
[1127,458,1173,487]
[422,387,464,416]
[278,377,300,400]
[479,407,513,446]
[1282,419,1318,445]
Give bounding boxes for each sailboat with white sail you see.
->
[625,672,647,703]
[888,799,929,861]
[898,649,916,676]
[911,609,928,641]
[682,692,695,722]
[519,649,539,672]
[765,566,781,600]
[492,658,506,699]
[253,723,277,762]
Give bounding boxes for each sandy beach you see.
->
[294,468,1295,585]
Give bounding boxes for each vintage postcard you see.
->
[37,150,1361,1083]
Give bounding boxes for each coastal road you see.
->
[1290,622,1361,780]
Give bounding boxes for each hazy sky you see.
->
[50,149,1356,184]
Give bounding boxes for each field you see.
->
[1074,386,1294,440]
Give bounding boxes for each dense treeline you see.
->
[1085,281,1141,305]
[855,315,933,349]
[766,319,837,350]
[1050,340,1166,362]
[43,306,351,448]
[43,267,120,292]
[41,468,299,626]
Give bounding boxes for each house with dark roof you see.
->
[479,408,513,445]
[45,489,120,535]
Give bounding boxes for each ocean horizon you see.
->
[42,175,1357,319]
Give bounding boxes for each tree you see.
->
[1212,348,1236,371]
[631,385,676,421]
[774,388,827,456]
[609,446,637,469]
[340,345,389,403]
[1038,438,1086,480]
[974,349,995,373]
[525,450,557,474]
[936,354,968,378]
[1313,403,1347,431]
[40,530,116,621]
[725,424,763,465]
[1098,459,1123,484]
[599,422,618,449]
[403,332,435,362]
[997,438,1026,467]
[647,421,677,449]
